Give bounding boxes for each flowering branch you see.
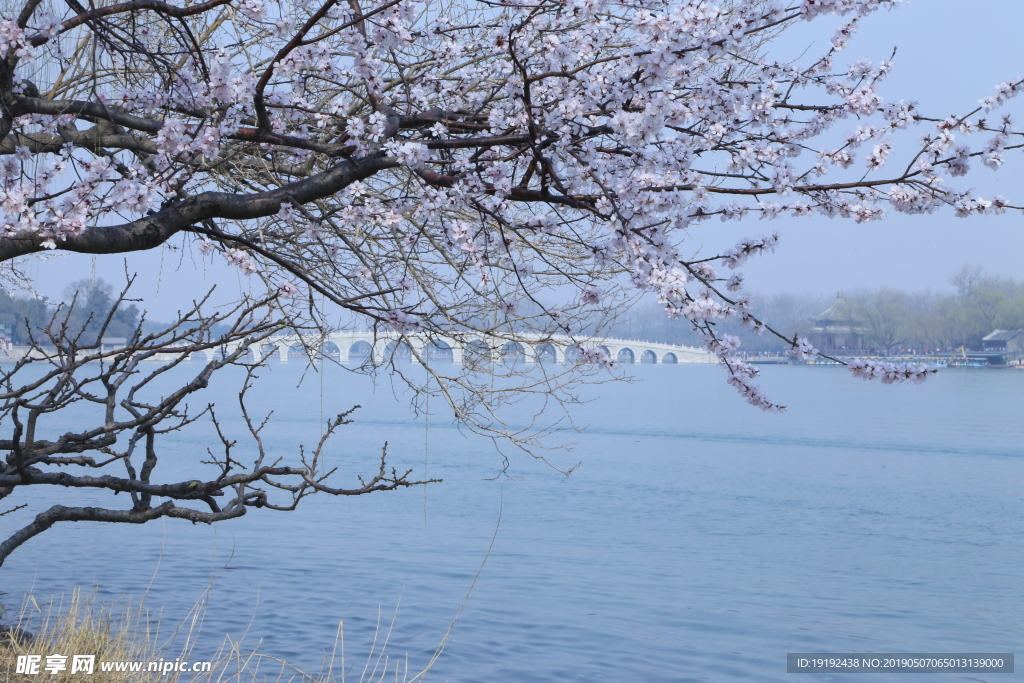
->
[1,0,1018,412]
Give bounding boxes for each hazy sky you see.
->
[18,0,1024,319]
[740,0,1024,297]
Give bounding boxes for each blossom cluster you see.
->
[384,309,422,334]
[847,359,937,384]
[726,361,782,412]
[790,337,819,362]
[570,345,616,370]
[699,330,783,411]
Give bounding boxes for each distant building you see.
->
[981,329,1024,364]
[808,293,864,351]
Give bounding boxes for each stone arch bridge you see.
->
[187,332,715,366]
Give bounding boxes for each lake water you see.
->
[3,362,1024,682]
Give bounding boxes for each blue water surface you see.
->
[3,362,1023,682]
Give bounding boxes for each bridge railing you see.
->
[0,333,716,366]
[208,332,716,366]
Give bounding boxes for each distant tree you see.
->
[950,265,987,299]
[59,278,140,342]
[853,289,907,354]
[993,295,1024,332]
[0,288,49,344]
[938,268,1024,347]
[902,292,948,352]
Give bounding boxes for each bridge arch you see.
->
[384,339,413,361]
[261,343,280,361]
[464,339,491,365]
[422,339,454,363]
[249,332,713,367]
[348,340,372,362]
[321,341,341,359]
[534,343,559,363]
[563,345,579,363]
[500,341,526,363]
[190,350,212,363]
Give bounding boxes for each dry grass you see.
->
[1,588,190,682]
[0,589,449,683]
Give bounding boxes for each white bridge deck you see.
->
[1,333,715,365]
[219,331,715,365]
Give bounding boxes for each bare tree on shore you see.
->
[0,284,440,566]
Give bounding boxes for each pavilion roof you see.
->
[811,293,859,323]
[982,329,1023,342]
